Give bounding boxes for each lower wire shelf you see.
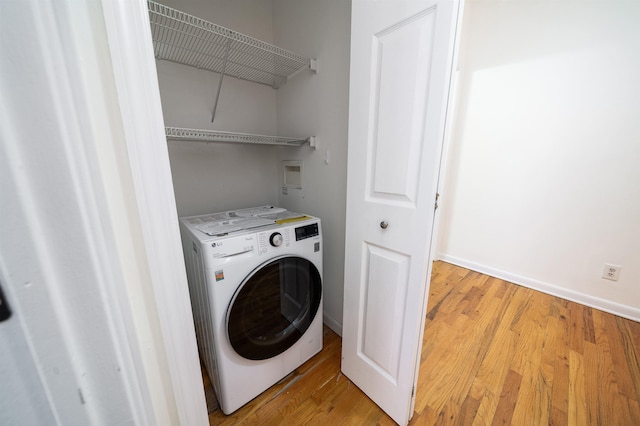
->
[165,127,315,148]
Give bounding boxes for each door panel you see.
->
[361,243,410,379]
[342,1,460,424]
[370,9,436,203]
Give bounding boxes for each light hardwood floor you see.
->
[207,261,640,425]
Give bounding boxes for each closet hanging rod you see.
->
[147,0,317,90]
[165,127,318,148]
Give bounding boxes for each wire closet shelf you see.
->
[147,0,316,89]
[165,127,312,147]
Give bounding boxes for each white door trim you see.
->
[100,1,208,424]
[2,0,195,423]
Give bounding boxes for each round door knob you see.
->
[380,221,389,229]
[269,232,283,247]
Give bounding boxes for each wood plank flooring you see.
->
[207,261,640,425]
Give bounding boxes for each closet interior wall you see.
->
[273,0,351,334]
[156,0,280,216]
[153,0,352,333]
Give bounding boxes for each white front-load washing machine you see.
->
[179,206,323,414]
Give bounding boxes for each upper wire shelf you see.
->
[165,127,316,148]
[147,0,316,89]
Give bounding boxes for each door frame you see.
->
[101,0,208,424]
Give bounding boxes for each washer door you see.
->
[227,256,322,361]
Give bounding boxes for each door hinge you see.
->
[435,192,440,210]
[411,386,415,398]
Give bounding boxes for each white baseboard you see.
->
[323,312,343,337]
[438,254,640,323]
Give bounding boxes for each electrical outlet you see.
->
[602,264,622,281]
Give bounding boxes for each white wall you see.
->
[273,0,351,334]
[156,0,281,216]
[438,0,640,319]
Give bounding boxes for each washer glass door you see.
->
[227,256,322,360]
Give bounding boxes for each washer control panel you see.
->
[295,223,319,241]
[258,228,290,254]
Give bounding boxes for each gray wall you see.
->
[155,0,352,332]
[156,0,280,217]
[274,0,351,334]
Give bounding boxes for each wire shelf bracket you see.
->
[211,38,231,122]
[165,127,318,149]
[148,1,317,121]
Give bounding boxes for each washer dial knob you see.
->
[269,232,283,247]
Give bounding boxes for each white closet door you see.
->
[341,0,460,424]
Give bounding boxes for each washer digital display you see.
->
[295,223,319,241]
